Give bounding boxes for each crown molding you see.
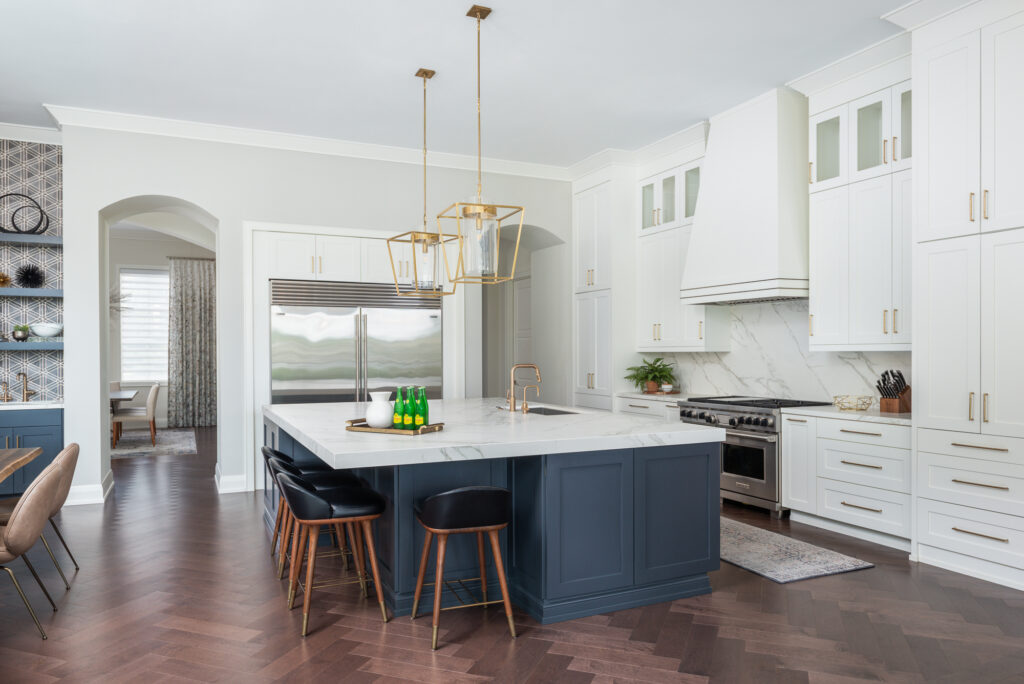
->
[881,0,979,30]
[787,32,911,97]
[0,122,62,145]
[567,148,636,181]
[44,105,572,182]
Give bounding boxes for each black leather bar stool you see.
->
[411,486,516,650]
[261,445,333,472]
[277,473,389,636]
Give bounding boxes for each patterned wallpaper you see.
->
[0,139,63,401]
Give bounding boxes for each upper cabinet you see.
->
[638,161,700,234]
[265,232,392,283]
[809,105,848,191]
[917,13,1024,242]
[574,181,611,293]
[314,236,362,282]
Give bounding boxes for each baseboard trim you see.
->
[217,472,248,494]
[65,469,115,506]
[790,511,911,553]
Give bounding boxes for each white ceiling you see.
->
[0,1,906,167]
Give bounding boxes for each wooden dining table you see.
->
[0,447,43,489]
[110,389,139,410]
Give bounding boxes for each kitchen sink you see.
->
[523,407,577,416]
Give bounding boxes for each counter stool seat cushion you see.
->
[280,478,386,522]
[415,486,511,530]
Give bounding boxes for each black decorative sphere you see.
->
[15,263,45,288]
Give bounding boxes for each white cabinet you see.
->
[574,182,611,292]
[849,88,893,183]
[808,186,849,345]
[809,105,848,192]
[267,233,317,280]
[360,238,413,285]
[781,415,817,513]
[892,80,913,173]
[848,176,893,344]
[980,229,1024,438]
[891,170,912,344]
[638,162,699,235]
[315,236,361,281]
[574,290,611,399]
[915,236,980,433]
[981,12,1024,233]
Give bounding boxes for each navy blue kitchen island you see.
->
[263,398,723,624]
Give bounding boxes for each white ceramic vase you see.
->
[366,391,394,428]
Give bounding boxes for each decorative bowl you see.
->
[833,395,873,411]
[30,323,63,337]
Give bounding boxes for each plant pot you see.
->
[644,381,659,394]
[11,330,29,342]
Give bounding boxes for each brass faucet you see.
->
[507,364,541,412]
[521,385,540,414]
[17,373,35,402]
[0,382,10,402]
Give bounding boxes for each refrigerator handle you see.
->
[354,312,363,402]
[362,313,369,402]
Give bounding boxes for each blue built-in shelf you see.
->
[0,288,63,298]
[0,341,63,351]
[0,234,62,246]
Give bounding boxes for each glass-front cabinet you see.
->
[638,161,700,234]
[891,80,912,172]
[849,88,892,183]
[809,104,848,192]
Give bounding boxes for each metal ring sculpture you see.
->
[0,193,50,234]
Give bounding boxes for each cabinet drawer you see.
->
[816,478,910,538]
[917,498,1024,571]
[918,451,1024,517]
[816,418,910,449]
[618,397,674,417]
[817,438,910,494]
[918,428,1024,465]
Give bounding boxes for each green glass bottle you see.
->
[403,386,416,430]
[392,387,405,430]
[415,387,428,428]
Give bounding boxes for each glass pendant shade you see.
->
[386,230,460,297]
[437,196,523,284]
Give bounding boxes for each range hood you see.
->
[681,87,809,304]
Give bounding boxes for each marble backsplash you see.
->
[667,299,910,403]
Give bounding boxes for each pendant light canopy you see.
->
[388,68,459,297]
[436,5,524,285]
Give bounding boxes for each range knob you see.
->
[759,417,770,427]
[764,417,775,427]
[698,412,707,420]
[706,415,718,424]
[728,417,738,426]
[744,416,754,425]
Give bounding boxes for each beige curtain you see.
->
[168,257,216,427]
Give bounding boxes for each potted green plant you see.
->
[624,357,677,394]
[12,325,30,342]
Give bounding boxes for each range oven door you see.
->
[719,430,778,504]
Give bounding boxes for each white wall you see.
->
[60,124,570,500]
[108,226,215,427]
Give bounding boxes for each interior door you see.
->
[848,88,892,183]
[809,104,848,192]
[917,32,981,242]
[363,307,443,400]
[808,186,849,346]
[981,229,1024,438]
[915,236,980,432]
[848,175,893,345]
[270,306,359,404]
[981,13,1024,233]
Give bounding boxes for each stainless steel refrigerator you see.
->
[270,280,442,404]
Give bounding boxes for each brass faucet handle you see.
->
[521,385,540,413]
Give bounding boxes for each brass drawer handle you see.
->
[883,138,888,164]
[809,313,814,337]
[983,189,989,220]
[311,255,315,273]
[786,418,807,423]
[970,192,976,222]
[841,460,883,470]
[839,428,883,437]
[883,309,888,334]
[983,393,989,423]
[892,136,898,162]
[698,320,703,340]
[968,392,975,421]
[893,308,898,335]
[951,442,1009,453]
[841,500,883,513]
[952,478,1009,491]
[319,255,323,273]
[952,527,1009,544]
[628,404,649,409]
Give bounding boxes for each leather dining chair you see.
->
[113,383,160,447]
[0,457,67,639]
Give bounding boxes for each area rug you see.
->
[111,428,197,459]
[721,518,874,583]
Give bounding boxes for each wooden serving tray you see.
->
[345,419,444,436]
[643,391,681,395]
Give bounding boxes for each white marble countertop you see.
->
[0,401,64,411]
[264,398,725,469]
[780,404,911,426]
[616,392,684,404]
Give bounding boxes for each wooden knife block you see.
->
[880,386,911,413]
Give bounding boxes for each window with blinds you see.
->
[119,268,170,383]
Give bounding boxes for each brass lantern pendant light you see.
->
[387,68,460,297]
[437,4,524,285]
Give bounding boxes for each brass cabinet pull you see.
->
[809,314,814,337]
[841,500,883,513]
[969,392,975,421]
[653,323,657,341]
[952,526,1009,543]
[892,136,898,162]
[883,138,888,164]
[839,428,883,437]
[808,161,813,184]
[893,308,898,334]
[311,255,315,273]
[983,393,990,423]
[786,418,807,423]
[883,309,888,334]
[970,192,976,222]
[657,208,662,225]
[318,256,323,273]
[16,436,20,448]
[4,436,7,448]
[983,189,989,220]
[698,320,703,340]
[841,459,883,470]
[951,442,1009,453]
[628,404,649,409]
[651,208,656,227]
[952,478,1009,491]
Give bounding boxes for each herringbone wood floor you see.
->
[2,428,1023,682]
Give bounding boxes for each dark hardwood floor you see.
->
[2,429,1023,682]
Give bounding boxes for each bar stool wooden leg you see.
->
[301,524,319,636]
[345,522,357,574]
[476,531,487,604]
[431,533,448,650]
[360,519,388,623]
[334,523,350,571]
[352,521,368,597]
[488,530,516,639]
[287,521,308,609]
[271,496,285,557]
[277,508,293,578]
[411,529,433,619]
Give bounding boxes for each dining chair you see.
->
[113,383,160,446]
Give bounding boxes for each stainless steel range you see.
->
[678,396,831,518]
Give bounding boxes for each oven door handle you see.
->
[725,430,777,443]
